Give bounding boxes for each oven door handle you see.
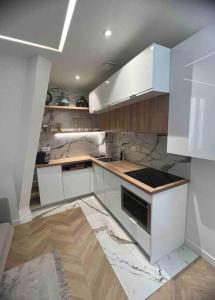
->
[123,190,149,209]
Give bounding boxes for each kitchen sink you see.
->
[98,157,119,162]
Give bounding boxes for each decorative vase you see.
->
[46,91,52,105]
[57,92,70,106]
[76,96,88,107]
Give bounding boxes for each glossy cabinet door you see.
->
[168,24,215,160]
[89,44,170,113]
[103,169,122,217]
[91,163,105,204]
[63,168,92,200]
[37,166,64,206]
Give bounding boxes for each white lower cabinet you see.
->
[63,168,92,200]
[103,169,151,255]
[91,163,105,204]
[103,169,121,217]
[97,167,188,263]
[37,165,64,206]
[38,163,188,263]
[37,165,92,205]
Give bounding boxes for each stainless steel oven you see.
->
[121,186,151,234]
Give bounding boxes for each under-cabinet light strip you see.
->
[54,132,104,139]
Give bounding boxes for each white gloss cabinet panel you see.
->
[103,170,151,255]
[168,24,215,160]
[100,169,188,263]
[89,44,170,113]
[91,163,105,204]
[63,168,92,200]
[119,208,151,255]
[37,166,64,206]
[103,169,122,217]
[151,184,188,263]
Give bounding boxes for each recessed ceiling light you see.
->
[103,29,112,37]
[0,0,77,52]
[75,75,80,80]
[105,80,110,84]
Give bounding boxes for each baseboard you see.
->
[185,238,215,266]
[18,209,33,224]
[12,218,21,225]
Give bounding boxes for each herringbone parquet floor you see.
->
[6,208,128,300]
[6,206,215,300]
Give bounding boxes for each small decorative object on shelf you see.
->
[76,96,88,107]
[45,91,52,105]
[57,92,70,106]
[42,122,48,132]
[36,146,51,164]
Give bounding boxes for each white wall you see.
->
[186,158,215,266]
[0,54,51,223]
[14,56,51,221]
[0,56,27,222]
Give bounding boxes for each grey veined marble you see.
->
[39,132,106,160]
[106,132,191,178]
[43,109,99,131]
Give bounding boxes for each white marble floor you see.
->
[32,196,198,300]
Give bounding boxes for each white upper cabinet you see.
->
[168,24,215,160]
[89,44,170,113]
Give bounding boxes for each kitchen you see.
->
[0,1,215,300]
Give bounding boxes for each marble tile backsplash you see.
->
[106,132,191,178]
[39,132,106,160]
[43,110,99,131]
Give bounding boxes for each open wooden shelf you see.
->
[45,105,89,112]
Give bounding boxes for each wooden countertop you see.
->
[36,156,189,195]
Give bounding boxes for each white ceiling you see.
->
[0,0,215,93]
[0,0,69,49]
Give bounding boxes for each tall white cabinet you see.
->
[89,43,170,113]
[168,24,215,161]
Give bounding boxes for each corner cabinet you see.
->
[89,43,170,113]
[168,24,215,160]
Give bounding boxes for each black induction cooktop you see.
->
[125,167,184,188]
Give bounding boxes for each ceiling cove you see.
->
[0,0,77,52]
